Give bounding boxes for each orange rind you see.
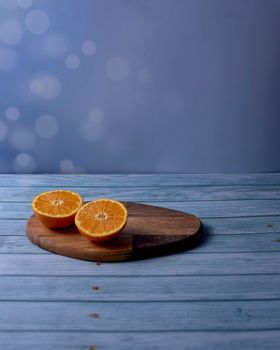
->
[75,199,127,241]
[32,190,83,228]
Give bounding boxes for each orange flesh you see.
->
[75,199,127,238]
[33,190,82,217]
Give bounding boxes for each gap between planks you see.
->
[1,299,280,303]
[0,329,279,333]
[1,198,280,203]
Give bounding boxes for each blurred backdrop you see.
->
[0,0,280,173]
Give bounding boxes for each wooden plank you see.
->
[0,300,280,331]
[1,252,280,276]
[0,173,279,186]
[0,200,278,219]
[1,185,280,202]
[1,233,280,254]
[0,275,279,301]
[204,216,280,234]
[0,330,279,350]
[1,216,280,236]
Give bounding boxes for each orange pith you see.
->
[75,199,128,241]
[32,190,83,228]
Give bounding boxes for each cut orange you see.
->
[32,190,83,228]
[75,199,128,241]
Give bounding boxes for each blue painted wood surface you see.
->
[0,174,279,349]
[1,331,280,350]
[0,199,280,218]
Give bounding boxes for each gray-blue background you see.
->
[0,0,279,173]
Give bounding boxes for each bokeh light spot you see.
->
[15,153,31,167]
[137,68,152,83]
[106,57,130,81]
[35,114,59,138]
[81,40,96,56]
[0,121,8,142]
[14,153,36,173]
[0,20,23,45]
[60,159,74,173]
[65,54,80,69]
[10,128,36,150]
[30,75,61,100]
[0,48,17,71]
[25,9,50,34]
[17,0,32,9]
[6,107,20,121]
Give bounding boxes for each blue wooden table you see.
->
[0,174,280,349]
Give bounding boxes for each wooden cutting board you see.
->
[26,202,202,262]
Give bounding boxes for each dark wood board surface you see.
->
[26,202,202,262]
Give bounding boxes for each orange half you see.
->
[75,199,128,241]
[32,190,83,228]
